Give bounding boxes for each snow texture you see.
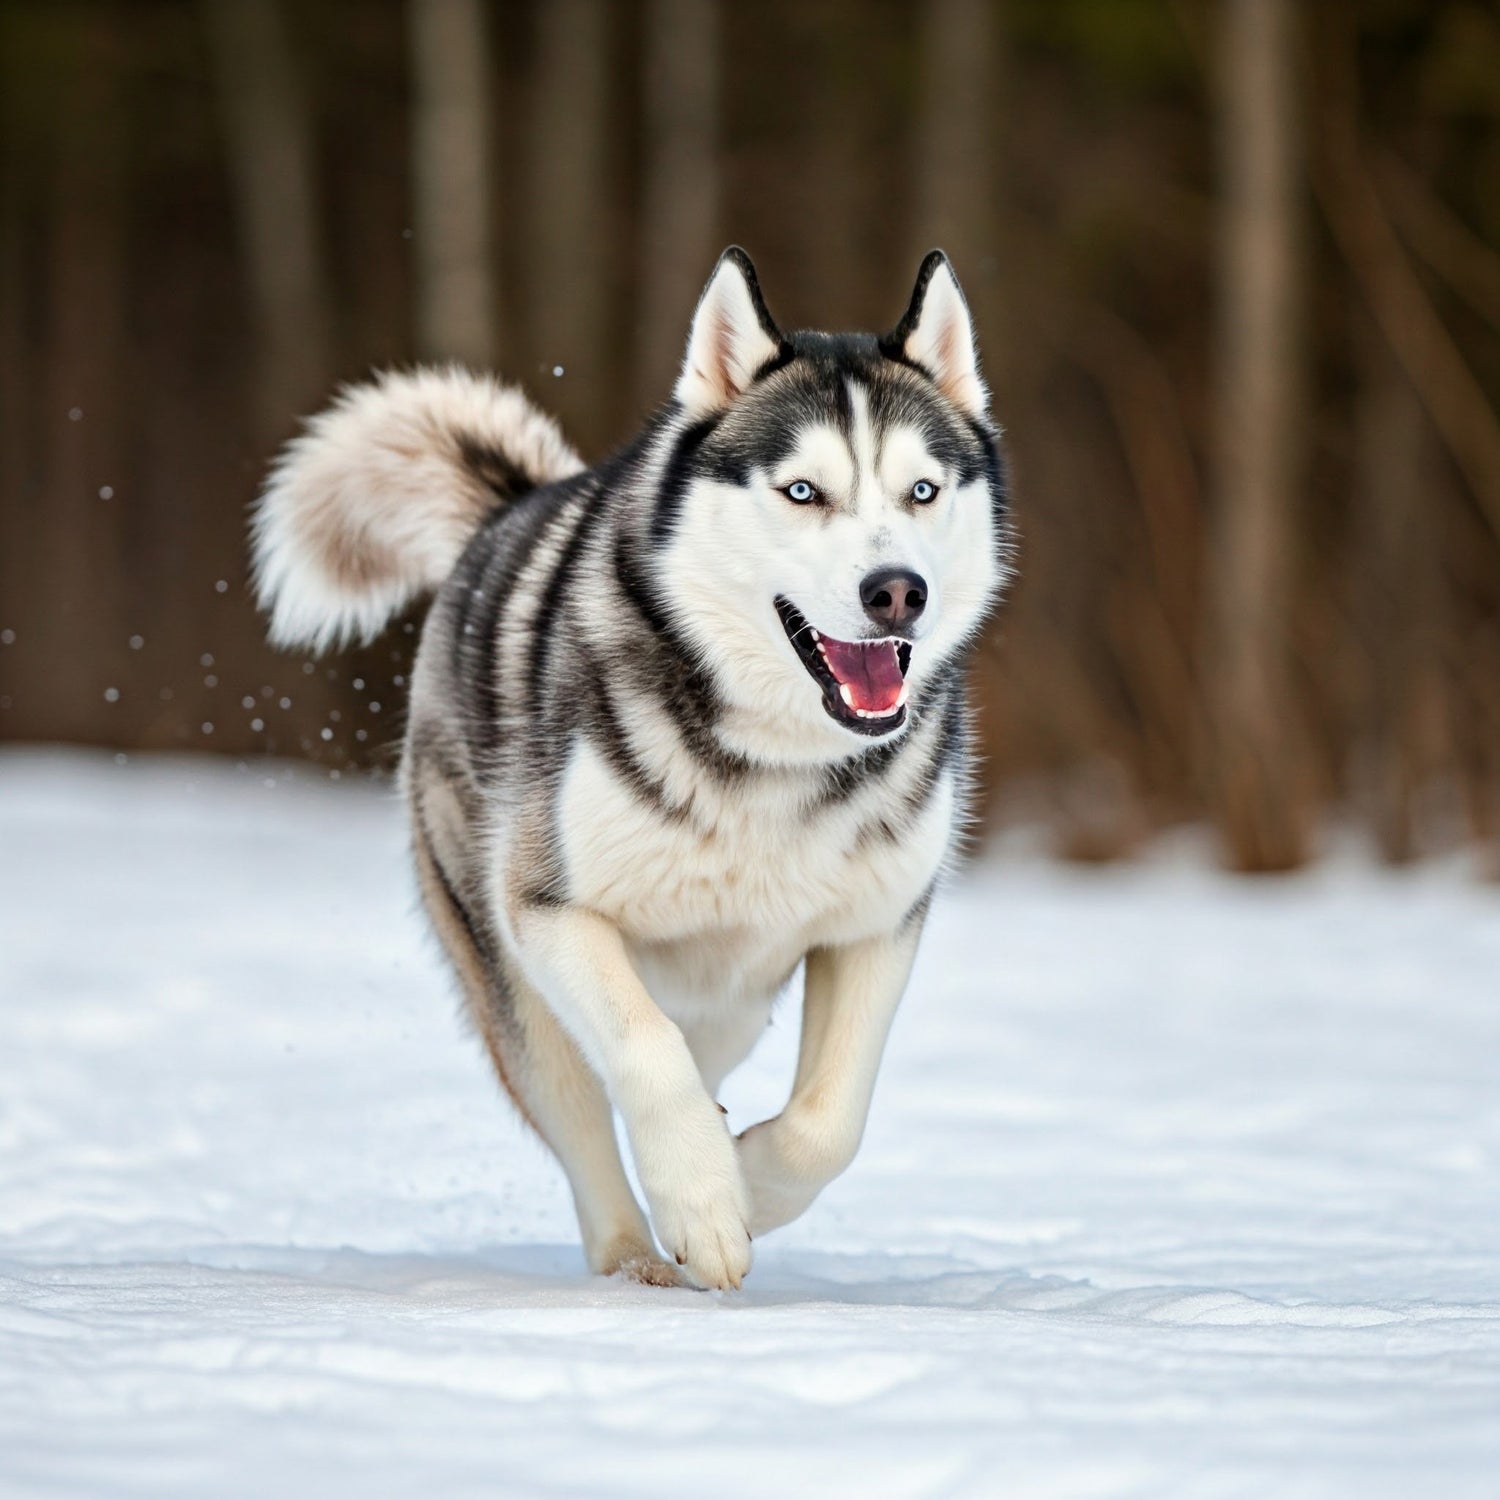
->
[1,750,1496,1499]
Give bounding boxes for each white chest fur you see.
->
[553,738,954,1000]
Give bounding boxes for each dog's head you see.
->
[649,248,1009,761]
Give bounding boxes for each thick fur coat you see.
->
[254,249,1010,1288]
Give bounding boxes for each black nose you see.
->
[859,567,927,630]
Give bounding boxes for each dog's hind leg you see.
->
[411,811,681,1287]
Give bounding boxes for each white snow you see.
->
[0,750,1496,1499]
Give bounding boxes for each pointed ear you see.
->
[884,251,987,419]
[675,247,785,418]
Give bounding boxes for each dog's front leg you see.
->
[510,903,752,1290]
[736,922,923,1236]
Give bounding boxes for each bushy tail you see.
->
[252,366,582,652]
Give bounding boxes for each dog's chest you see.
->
[555,740,951,958]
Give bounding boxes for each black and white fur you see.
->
[254,249,1010,1289]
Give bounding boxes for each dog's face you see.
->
[653,249,1008,760]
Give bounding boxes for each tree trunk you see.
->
[1354,309,1440,862]
[634,0,719,404]
[202,0,331,439]
[913,0,1003,342]
[25,17,128,744]
[409,0,496,367]
[526,0,614,449]
[0,77,27,726]
[801,0,873,326]
[1207,0,1309,871]
[913,0,1024,834]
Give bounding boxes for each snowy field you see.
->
[0,749,1496,1499]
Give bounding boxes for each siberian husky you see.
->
[253,248,1010,1288]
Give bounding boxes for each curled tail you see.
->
[252,366,582,652]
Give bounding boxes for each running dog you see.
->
[253,248,1010,1288]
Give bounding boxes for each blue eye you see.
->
[784,480,818,504]
[912,480,937,504]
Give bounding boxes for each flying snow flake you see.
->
[103,687,119,703]
[201,723,214,735]
[320,728,334,742]
[0,629,14,645]
[368,702,381,714]
[128,635,144,650]
[67,406,82,421]
[215,580,229,594]
[552,365,564,377]
[279,697,292,711]
[242,696,256,710]
[200,654,215,668]
[99,485,114,499]
[204,675,218,688]
[352,678,365,691]
[250,718,265,732]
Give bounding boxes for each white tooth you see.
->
[809,628,820,641]
[896,682,909,709]
[839,683,855,707]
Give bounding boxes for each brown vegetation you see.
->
[1,1,1496,869]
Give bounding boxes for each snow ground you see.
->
[0,750,1496,1500]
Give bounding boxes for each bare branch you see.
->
[1375,149,1500,336]
[1311,24,1500,543]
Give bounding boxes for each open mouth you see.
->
[775,596,913,736]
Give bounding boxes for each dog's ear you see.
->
[884,251,987,419]
[676,247,784,417]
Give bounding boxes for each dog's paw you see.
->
[620,1254,688,1289]
[655,1188,752,1291]
[737,1111,854,1237]
[591,1232,687,1289]
[736,1118,815,1236]
[634,1098,753,1291]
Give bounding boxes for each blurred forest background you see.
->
[1,0,1498,871]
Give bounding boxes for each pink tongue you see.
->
[820,637,905,713]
